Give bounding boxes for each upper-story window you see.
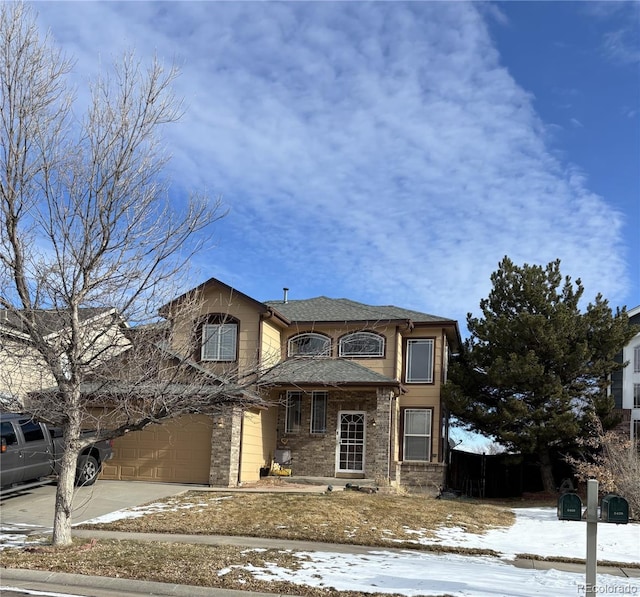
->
[288,333,331,357]
[405,338,434,383]
[200,315,238,362]
[339,331,385,357]
[634,346,640,373]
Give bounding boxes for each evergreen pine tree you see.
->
[445,257,636,493]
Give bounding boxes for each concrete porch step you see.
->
[282,476,379,489]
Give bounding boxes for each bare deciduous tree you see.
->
[566,425,640,520]
[1,2,263,546]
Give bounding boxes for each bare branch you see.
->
[0,2,227,546]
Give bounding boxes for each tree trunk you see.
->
[538,447,556,494]
[52,419,81,546]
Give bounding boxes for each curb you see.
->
[0,568,298,597]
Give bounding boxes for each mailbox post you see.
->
[585,479,598,597]
[556,480,629,597]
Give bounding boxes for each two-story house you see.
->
[0,308,129,409]
[101,278,460,492]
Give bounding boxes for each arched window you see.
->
[288,333,331,357]
[197,314,239,362]
[339,331,384,357]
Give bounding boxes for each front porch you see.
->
[271,387,395,482]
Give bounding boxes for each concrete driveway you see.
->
[0,480,200,531]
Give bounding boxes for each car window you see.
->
[18,419,45,442]
[1,421,18,445]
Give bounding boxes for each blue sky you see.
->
[32,1,639,334]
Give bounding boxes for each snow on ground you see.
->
[425,507,639,564]
[235,550,639,597]
[0,589,82,597]
[2,502,639,597]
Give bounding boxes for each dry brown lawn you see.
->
[1,490,514,597]
[1,538,463,597]
[77,490,514,547]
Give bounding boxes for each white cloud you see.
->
[582,1,640,66]
[32,2,631,326]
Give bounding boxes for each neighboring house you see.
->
[101,278,460,492]
[0,308,129,407]
[612,304,640,444]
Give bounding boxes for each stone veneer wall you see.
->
[209,407,243,486]
[395,461,446,496]
[276,389,393,480]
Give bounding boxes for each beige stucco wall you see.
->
[238,406,278,483]
[169,284,263,376]
[260,319,283,368]
[0,340,55,402]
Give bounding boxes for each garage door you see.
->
[101,415,213,484]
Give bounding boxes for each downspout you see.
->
[237,412,244,486]
[387,393,394,481]
[392,326,400,482]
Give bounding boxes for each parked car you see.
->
[0,413,113,492]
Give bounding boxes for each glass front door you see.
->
[335,411,365,474]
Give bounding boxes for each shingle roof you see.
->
[259,358,400,387]
[264,297,453,324]
[0,308,115,336]
[31,381,265,405]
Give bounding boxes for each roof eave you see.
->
[160,277,271,318]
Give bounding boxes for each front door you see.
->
[335,411,365,475]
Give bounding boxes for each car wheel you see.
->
[75,455,99,487]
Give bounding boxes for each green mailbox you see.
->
[557,493,583,521]
[600,494,629,524]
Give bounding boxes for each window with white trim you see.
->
[403,408,432,461]
[285,391,302,433]
[635,346,640,373]
[634,384,640,409]
[201,323,237,361]
[288,333,331,357]
[311,391,328,433]
[405,339,434,383]
[339,332,384,357]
